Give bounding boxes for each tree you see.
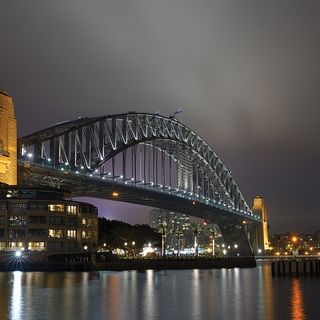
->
[191,223,202,257]
[208,225,218,258]
[98,218,161,255]
[157,222,170,258]
[174,225,184,256]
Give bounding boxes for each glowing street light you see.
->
[112,192,119,197]
[15,250,22,258]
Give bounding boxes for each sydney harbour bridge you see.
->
[17,112,262,255]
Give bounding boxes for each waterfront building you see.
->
[0,186,98,255]
[149,208,193,250]
[149,208,220,253]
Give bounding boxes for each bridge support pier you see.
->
[218,222,254,257]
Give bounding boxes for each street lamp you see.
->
[15,250,22,258]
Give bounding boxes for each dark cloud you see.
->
[1,0,320,232]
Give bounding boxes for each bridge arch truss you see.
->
[19,113,258,221]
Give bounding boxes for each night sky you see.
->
[1,1,320,233]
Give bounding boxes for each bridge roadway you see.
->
[18,160,257,256]
[18,161,259,225]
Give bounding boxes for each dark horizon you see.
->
[1,1,320,233]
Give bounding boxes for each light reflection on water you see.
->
[291,278,305,320]
[0,261,317,320]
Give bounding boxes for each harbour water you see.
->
[0,261,318,320]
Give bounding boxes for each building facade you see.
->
[149,208,220,253]
[0,186,98,255]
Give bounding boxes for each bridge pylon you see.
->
[0,90,17,185]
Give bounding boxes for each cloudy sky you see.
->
[1,1,320,232]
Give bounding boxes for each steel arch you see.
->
[19,112,253,217]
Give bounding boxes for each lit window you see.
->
[0,242,6,250]
[49,229,63,238]
[82,231,92,239]
[82,219,87,226]
[67,205,77,215]
[28,242,45,251]
[8,242,24,250]
[48,204,64,212]
[67,230,76,239]
[9,215,26,226]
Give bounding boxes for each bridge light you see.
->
[76,171,79,174]
[80,165,84,170]
[27,153,33,158]
[192,201,196,205]
[89,174,92,177]
[112,192,119,197]
[47,158,51,162]
[223,250,227,255]
[234,244,238,249]
[120,175,123,179]
[61,168,64,171]
[95,169,99,173]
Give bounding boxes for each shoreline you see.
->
[0,256,256,272]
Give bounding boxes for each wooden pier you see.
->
[271,259,320,277]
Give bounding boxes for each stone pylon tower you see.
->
[0,90,17,185]
[253,196,269,251]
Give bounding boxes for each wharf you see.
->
[271,258,320,277]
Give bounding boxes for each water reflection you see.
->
[291,279,305,320]
[0,262,317,320]
[10,271,22,320]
